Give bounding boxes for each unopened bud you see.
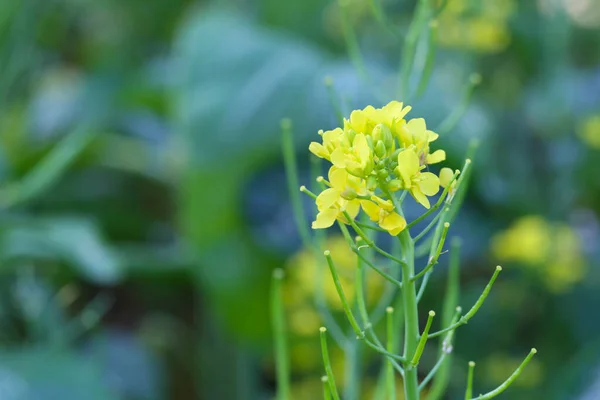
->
[387,179,403,191]
[366,175,378,191]
[341,187,358,200]
[375,140,387,158]
[377,168,389,179]
[346,129,356,144]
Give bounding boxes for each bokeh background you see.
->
[1,0,600,399]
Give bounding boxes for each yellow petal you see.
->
[418,172,440,196]
[349,110,367,133]
[312,209,338,229]
[426,130,439,142]
[360,200,380,222]
[397,149,419,187]
[426,149,446,164]
[353,133,370,163]
[371,195,394,211]
[439,167,454,188]
[329,167,347,190]
[309,142,328,159]
[344,200,361,220]
[330,148,347,168]
[380,212,407,236]
[411,188,431,209]
[316,188,339,210]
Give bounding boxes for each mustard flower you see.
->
[312,167,364,229]
[360,195,407,236]
[397,118,446,165]
[308,127,347,161]
[395,147,440,208]
[329,132,374,178]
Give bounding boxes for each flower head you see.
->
[307,100,450,232]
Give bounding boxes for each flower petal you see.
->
[329,167,347,190]
[330,148,347,168]
[316,188,339,210]
[439,167,454,188]
[411,188,431,209]
[397,149,419,187]
[360,200,380,222]
[426,149,446,164]
[418,172,440,196]
[380,212,407,236]
[312,209,338,229]
[309,142,327,159]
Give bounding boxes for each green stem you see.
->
[428,266,502,339]
[436,74,481,136]
[412,222,450,282]
[386,307,397,400]
[324,250,363,338]
[281,119,311,247]
[465,361,475,400]
[320,328,341,400]
[470,349,537,400]
[399,230,420,400]
[271,269,290,400]
[322,376,332,400]
[410,310,435,367]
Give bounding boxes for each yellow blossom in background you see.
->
[437,0,515,53]
[491,216,586,292]
[308,100,450,234]
[578,114,600,149]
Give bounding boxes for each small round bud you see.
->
[387,179,403,191]
[355,236,362,242]
[429,310,436,317]
[377,169,389,179]
[316,176,324,182]
[386,307,394,313]
[299,185,306,192]
[375,140,387,158]
[496,265,503,271]
[469,361,476,367]
[470,73,482,85]
[456,306,463,313]
[320,327,327,333]
[321,376,328,383]
[531,348,537,354]
[444,222,450,228]
[465,158,472,165]
[324,250,331,256]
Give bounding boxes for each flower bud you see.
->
[366,175,378,191]
[377,168,389,179]
[375,140,387,158]
[365,135,374,151]
[341,187,358,200]
[387,179,403,191]
[346,129,356,144]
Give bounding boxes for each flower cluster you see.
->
[309,101,454,235]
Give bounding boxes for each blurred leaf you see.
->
[1,216,123,284]
[0,346,114,400]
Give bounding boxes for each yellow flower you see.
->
[440,167,459,200]
[329,132,374,177]
[308,127,347,160]
[312,167,363,229]
[344,101,412,138]
[397,118,446,165]
[491,216,551,265]
[395,148,440,208]
[360,195,407,236]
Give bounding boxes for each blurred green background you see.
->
[1,0,600,399]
